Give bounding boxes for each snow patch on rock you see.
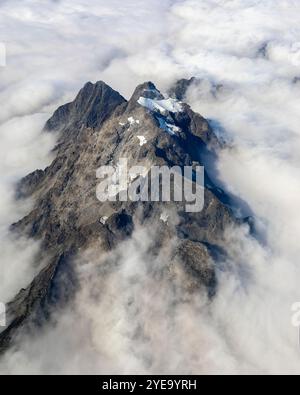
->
[157,116,181,136]
[137,97,183,114]
[137,136,147,146]
[100,216,108,225]
[128,117,140,125]
[160,213,169,223]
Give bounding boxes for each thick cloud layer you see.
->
[1,0,300,374]
[0,114,56,302]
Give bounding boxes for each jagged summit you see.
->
[168,77,200,101]
[44,79,218,149]
[45,80,126,133]
[0,79,237,353]
[130,81,164,101]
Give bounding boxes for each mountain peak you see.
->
[79,80,114,97]
[127,81,164,110]
[168,77,200,100]
[1,78,237,353]
[45,80,126,133]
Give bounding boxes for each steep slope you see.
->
[0,80,236,353]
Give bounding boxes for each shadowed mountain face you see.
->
[0,80,237,353]
[167,77,199,101]
[45,81,126,132]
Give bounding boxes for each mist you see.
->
[0,0,300,374]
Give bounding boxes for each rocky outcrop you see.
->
[45,81,126,137]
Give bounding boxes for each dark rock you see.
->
[44,81,126,134]
[16,169,45,199]
[174,240,216,295]
[168,77,200,101]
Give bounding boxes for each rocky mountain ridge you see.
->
[0,79,237,353]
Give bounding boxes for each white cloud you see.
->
[0,114,56,303]
[1,0,300,374]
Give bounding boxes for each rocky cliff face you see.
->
[0,80,237,352]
